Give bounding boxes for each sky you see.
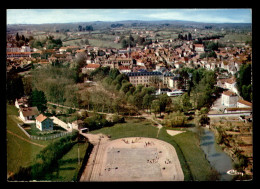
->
[7,9,252,25]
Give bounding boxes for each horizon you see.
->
[7,9,252,25]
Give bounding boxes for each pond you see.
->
[189,126,234,181]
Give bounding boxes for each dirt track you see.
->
[80,136,184,181]
[7,130,45,148]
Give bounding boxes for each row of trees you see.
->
[78,25,93,32]
[235,63,252,102]
[121,34,152,48]
[11,132,78,181]
[178,33,192,41]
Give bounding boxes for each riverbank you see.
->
[209,117,253,178]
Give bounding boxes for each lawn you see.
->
[90,118,158,139]
[51,142,89,181]
[6,105,44,175]
[89,117,216,181]
[171,129,217,181]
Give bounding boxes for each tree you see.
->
[78,25,82,31]
[120,82,133,94]
[236,63,252,102]
[151,99,160,117]
[85,25,93,31]
[188,33,192,41]
[164,111,187,127]
[181,93,192,112]
[143,94,154,113]
[30,89,47,113]
[15,32,20,41]
[158,94,172,116]
[109,68,120,80]
[6,72,24,104]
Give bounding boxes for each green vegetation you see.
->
[11,131,78,181]
[90,118,158,139]
[235,63,252,102]
[31,65,79,107]
[171,129,218,181]
[30,89,47,113]
[6,72,24,104]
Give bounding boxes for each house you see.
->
[221,90,238,107]
[81,63,101,73]
[19,107,39,122]
[15,96,29,109]
[224,77,238,94]
[118,66,132,73]
[194,44,205,53]
[35,114,53,131]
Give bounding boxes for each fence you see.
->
[17,123,72,141]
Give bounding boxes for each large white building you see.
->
[221,90,238,107]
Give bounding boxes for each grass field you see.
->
[220,34,252,43]
[90,117,216,181]
[6,105,44,175]
[51,142,89,181]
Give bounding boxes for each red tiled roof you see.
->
[85,64,100,69]
[36,114,48,122]
[225,77,236,84]
[118,66,131,70]
[194,44,204,47]
[226,107,252,111]
[223,90,237,97]
[237,99,252,107]
[20,107,39,117]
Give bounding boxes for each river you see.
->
[189,126,234,181]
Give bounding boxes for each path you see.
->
[141,113,163,138]
[7,130,45,148]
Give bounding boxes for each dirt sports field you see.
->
[80,136,184,181]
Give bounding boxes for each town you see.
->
[6,10,252,182]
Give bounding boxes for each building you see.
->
[15,96,29,109]
[35,114,54,131]
[194,44,205,53]
[81,63,101,73]
[19,107,39,122]
[224,107,252,114]
[21,46,31,52]
[126,71,163,87]
[224,77,238,94]
[163,72,175,87]
[237,99,252,108]
[6,52,32,58]
[221,90,238,107]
